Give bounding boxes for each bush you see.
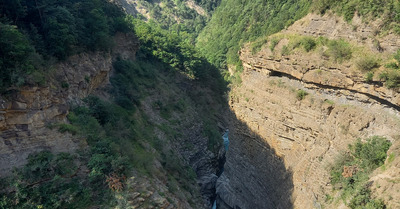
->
[328,136,391,207]
[328,39,353,63]
[349,187,386,209]
[365,72,374,83]
[379,69,400,88]
[58,123,79,135]
[356,57,379,71]
[349,136,392,171]
[301,37,317,52]
[296,89,309,100]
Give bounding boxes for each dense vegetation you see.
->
[379,49,400,88]
[0,57,210,208]
[0,0,227,206]
[328,136,391,208]
[314,0,400,33]
[133,0,220,43]
[196,0,312,77]
[0,0,129,92]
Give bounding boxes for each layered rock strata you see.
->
[0,33,138,175]
[218,13,400,209]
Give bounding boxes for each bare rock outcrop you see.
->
[220,13,400,209]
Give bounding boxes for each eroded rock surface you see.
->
[0,33,139,175]
[218,13,400,209]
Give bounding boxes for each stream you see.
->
[212,129,229,209]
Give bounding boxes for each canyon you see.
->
[1,3,400,209]
[214,13,400,209]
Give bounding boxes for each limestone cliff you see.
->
[0,33,138,176]
[217,13,400,209]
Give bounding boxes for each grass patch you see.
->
[251,37,268,54]
[270,38,280,52]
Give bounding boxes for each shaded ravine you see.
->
[211,110,294,209]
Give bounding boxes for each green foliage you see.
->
[365,72,374,83]
[281,45,290,56]
[270,38,280,52]
[296,89,309,100]
[0,0,128,59]
[251,38,268,54]
[58,123,78,135]
[300,37,317,52]
[348,187,386,209]
[135,0,214,42]
[356,56,379,71]
[0,23,35,91]
[379,69,400,88]
[379,49,400,88]
[0,0,129,91]
[0,151,92,209]
[197,0,312,70]
[349,136,392,171]
[329,136,391,207]
[203,118,222,152]
[327,39,352,63]
[313,0,400,33]
[130,18,219,81]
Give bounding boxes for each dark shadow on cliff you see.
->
[216,107,294,209]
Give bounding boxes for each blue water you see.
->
[223,129,229,151]
[212,129,230,209]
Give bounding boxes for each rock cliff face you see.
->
[0,33,138,176]
[217,13,400,209]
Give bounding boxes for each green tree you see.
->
[0,23,34,91]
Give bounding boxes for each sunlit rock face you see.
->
[217,13,400,209]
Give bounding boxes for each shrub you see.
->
[301,37,317,52]
[328,136,391,208]
[356,57,379,71]
[365,72,374,83]
[349,136,392,171]
[296,89,309,100]
[379,69,400,88]
[58,123,79,135]
[349,187,386,209]
[328,39,353,63]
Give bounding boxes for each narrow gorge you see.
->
[1,1,400,209]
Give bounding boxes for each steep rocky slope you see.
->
[0,33,138,176]
[216,13,400,209]
[0,29,227,207]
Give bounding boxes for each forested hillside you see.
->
[119,0,221,43]
[0,0,226,208]
[0,0,129,92]
[196,0,311,78]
